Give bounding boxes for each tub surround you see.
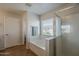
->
[29,36,55,56]
[45,37,56,56]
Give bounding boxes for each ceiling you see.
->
[0,3,63,15]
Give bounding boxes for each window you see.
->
[41,18,54,36]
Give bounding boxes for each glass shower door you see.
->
[55,16,62,56]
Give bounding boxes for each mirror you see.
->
[31,26,38,36]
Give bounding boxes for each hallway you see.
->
[0,45,36,56]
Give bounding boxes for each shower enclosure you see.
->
[29,16,62,56]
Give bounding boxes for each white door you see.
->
[0,15,4,50]
[4,16,21,48]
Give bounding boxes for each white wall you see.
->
[25,12,40,49]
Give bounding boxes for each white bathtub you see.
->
[29,36,55,56]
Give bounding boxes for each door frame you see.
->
[3,16,6,49]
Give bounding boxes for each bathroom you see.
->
[0,3,79,56]
[25,3,79,56]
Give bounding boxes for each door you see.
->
[0,15,4,50]
[4,16,21,48]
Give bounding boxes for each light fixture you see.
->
[56,6,75,13]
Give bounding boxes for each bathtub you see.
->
[29,36,55,56]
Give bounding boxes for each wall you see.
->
[25,12,40,49]
[21,12,27,45]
